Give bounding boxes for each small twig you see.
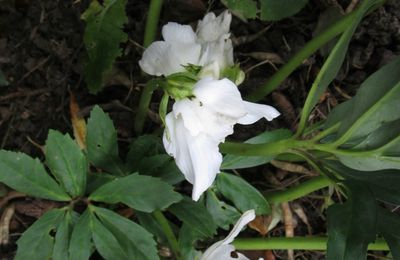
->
[281,202,294,260]
[0,191,26,209]
[232,25,273,46]
[0,88,47,103]
[0,204,15,245]
[345,0,360,13]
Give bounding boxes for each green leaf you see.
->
[53,211,75,260]
[216,172,270,215]
[86,171,116,194]
[178,224,203,260]
[125,135,165,171]
[69,210,93,260]
[326,161,400,205]
[222,129,292,169]
[89,173,182,212]
[169,197,217,238]
[0,69,8,86]
[352,119,400,151]
[260,0,308,21]
[136,211,167,243]
[15,209,66,260]
[326,181,377,260]
[222,0,258,20]
[206,190,240,230]
[126,135,184,184]
[0,150,70,201]
[136,154,185,185]
[90,213,129,260]
[93,206,159,260]
[45,130,87,197]
[336,56,400,142]
[378,208,400,259]
[337,153,400,171]
[87,105,126,175]
[82,0,128,93]
[298,0,379,135]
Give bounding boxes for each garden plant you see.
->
[0,0,399,259]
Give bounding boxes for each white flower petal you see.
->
[221,209,256,245]
[139,41,182,76]
[194,78,246,120]
[163,113,195,184]
[197,10,232,43]
[200,210,256,260]
[163,112,222,201]
[162,22,197,44]
[237,101,280,125]
[200,37,234,70]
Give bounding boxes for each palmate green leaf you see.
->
[216,172,270,215]
[378,208,400,260]
[169,197,217,238]
[298,0,380,135]
[90,213,129,260]
[89,173,182,212]
[15,209,66,260]
[136,211,167,243]
[69,210,93,260]
[326,181,377,260]
[326,161,400,205]
[260,0,308,21]
[126,135,184,184]
[222,129,292,169]
[82,0,128,93]
[206,190,240,230]
[53,210,76,260]
[0,150,70,201]
[87,105,126,176]
[45,130,87,197]
[93,206,159,260]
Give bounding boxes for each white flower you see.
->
[200,209,256,260]
[163,78,280,201]
[139,11,233,77]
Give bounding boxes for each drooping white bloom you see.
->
[139,11,233,77]
[163,78,280,201]
[200,209,256,260]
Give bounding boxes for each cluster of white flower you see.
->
[139,11,280,202]
[139,11,276,259]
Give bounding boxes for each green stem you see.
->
[220,139,299,156]
[143,0,163,48]
[153,210,183,260]
[134,80,160,134]
[264,176,332,204]
[232,237,390,250]
[245,11,357,102]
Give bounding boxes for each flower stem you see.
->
[143,0,163,48]
[134,79,160,134]
[232,237,389,250]
[264,176,332,204]
[245,11,356,102]
[152,210,183,260]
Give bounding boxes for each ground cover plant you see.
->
[0,0,399,259]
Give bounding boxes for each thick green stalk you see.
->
[264,176,332,204]
[143,0,163,48]
[233,237,390,250]
[134,80,159,133]
[153,210,183,260]
[245,11,357,102]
